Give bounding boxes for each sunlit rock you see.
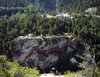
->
[55,13,73,20]
[85,7,98,15]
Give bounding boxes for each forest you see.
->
[0,0,100,77]
[56,0,100,14]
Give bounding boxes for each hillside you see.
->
[0,0,100,14]
[0,0,100,76]
[0,0,56,11]
[57,0,100,14]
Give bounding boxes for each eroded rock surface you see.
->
[12,35,95,73]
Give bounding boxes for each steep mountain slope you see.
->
[39,0,56,10]
[0,0,56,11]
[56,0,100,14]
[0,0,100,13]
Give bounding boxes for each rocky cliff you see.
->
[12,35,95,73]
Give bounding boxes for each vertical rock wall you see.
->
[13,36,86,73]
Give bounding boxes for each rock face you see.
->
[85,7,98,14]
[55,13,73,20]
[13,35,94,73]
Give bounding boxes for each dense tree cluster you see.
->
[56,0,100,14]
[0,0,100,14]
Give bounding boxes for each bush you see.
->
[64,68,100,77]
[5,61,40,77]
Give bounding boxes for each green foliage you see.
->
[0,0,100,76]
[5,61,39,77]
[0,13,100,64]
[64,70,73,75]
[57,0,100,13]
[0,5,100,73]
[64,69,100,77]
[0,56,39,77]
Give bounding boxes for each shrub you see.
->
[5,61,40,77]
[64,68,100,77]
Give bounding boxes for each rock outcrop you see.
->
[12,35,95,73]
[85,7,98,15]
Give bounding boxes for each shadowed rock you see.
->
[12,36,95,73]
